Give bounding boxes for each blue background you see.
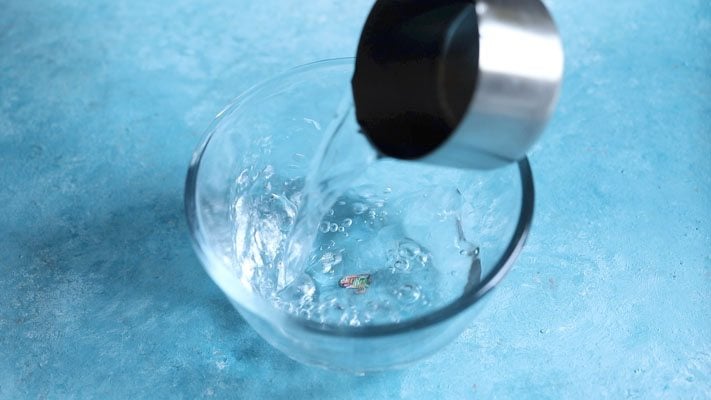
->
[1,0,709,398]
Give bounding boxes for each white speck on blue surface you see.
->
[0,0,709,398]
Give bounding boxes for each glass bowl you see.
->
[185,58,534,373]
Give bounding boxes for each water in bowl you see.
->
[232,98,481,327]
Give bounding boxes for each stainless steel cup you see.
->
[352,0,564,169]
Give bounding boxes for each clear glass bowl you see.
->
[185,58,534,372]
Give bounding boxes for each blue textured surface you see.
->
[1,0,709,398]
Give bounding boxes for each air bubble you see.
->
[353,202,368,215]
[342,218,353,227]
[348,309,362,327]
[329,223,339,232]
[318,222,330,233]
[396,284,421,304]
[393,259,410,272]
[398,240,421,259]
[459,246,480,257]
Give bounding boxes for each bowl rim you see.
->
[185,58,534,338]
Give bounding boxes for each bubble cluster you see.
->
[386,239,430,273]
[236,165,477,327]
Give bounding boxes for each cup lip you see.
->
[185,58,534,338]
